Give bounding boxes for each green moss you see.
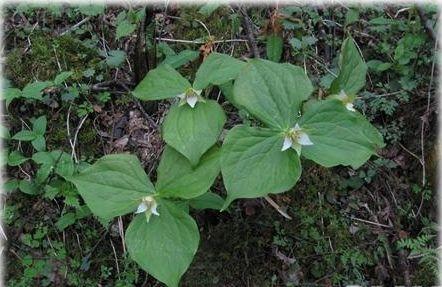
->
[5,31,100,87]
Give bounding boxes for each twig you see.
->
[109,238,121,279]
[238,6,260,58]
[264,196,292,220]
[72,115,88,164]
[60,17,91,36]
[416,6,436,41]
[349,216,392,228]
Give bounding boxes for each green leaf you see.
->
[162,50,199,69]
[198,3,221,16]
[53,71,73,85]
[4,88,21,107]
[189,192,224,211]
[126,200,199,287]
[31,136,46,152]
[298,99,385,169]
[367,60,392,73]
[12,130,37,141]
[32,150,74,178]
[329,37,367,96]
[133,64,191,101]
[193,53,246,90]
[56,213,76,231]
[78,4,105,16]
[106,50,126,68]
[156,146,220,199]
[7,151,28,166]
[266,33,283,62]
[116,19,136,40]
[221,125,301,207]
[67,154,155,221]
[233,59,313,130]
[162,100,226,166]
[4,179,19,193]
[19,180,39,195]
[32,116,47,135]
[22,81,52,100]
[345,8,359,25]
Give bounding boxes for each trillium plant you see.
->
[67,37,385,286]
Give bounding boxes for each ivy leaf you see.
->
[156,146,220,199]
[189,192,224,211]
[266,33,283,62]
[298,99,385,169]
[31,136,46,152]
[221,125,301,207]
[125,200,199,287]
[7,151,29,166]
[133,64,191,101]
[233,59,313,130]
[116,19,136,40]
[162,50,199,69]
[162,100,226,166]
[32,116,47,135]
[12,130,37,141]
[4,88,21,107]
[22,81,52,100]
[67,154,155,221]
[329,37,367,95]
[193,53,246,90]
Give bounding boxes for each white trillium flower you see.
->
[281,124,313,155]
[135,195,159,222]
[335,90,356,112]
[177,88,202,108]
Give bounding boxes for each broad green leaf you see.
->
[156,146,220,199]
[7,151,28,166]
[116,19,136,40]
[32,150,74,178]
[233,59,313,130]
[329,37,367,95]
[56,212,76,231]
[367,60,392,73]
[19,180,39,195]
[298,99,385,169]
[345,8,359,25]
[4,88,21,107]
[133,64,191,101]
[31,136,46,152]
[32,116,47,135]
[53,71,73,85]
[162,100,226,166]
[126,200,199,287]
[22,81,52,100]
[189,192,224,210]
[106,50,126,68]
[4,179,19,193]
[221,125,301,207]
[67,154,155,220]
[162,50,199,69]
[266,33,283,62]
[12,130,37,141]
[193,53,246,90]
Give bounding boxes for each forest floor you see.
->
[3,3,439,287]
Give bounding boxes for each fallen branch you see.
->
[264,196,292,220]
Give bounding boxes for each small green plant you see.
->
[64,36,384,286]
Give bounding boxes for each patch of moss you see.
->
[5,30,100,87]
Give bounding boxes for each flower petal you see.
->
[293,123,301,131]
[194,89,202,96]
[151,203,160,216]
[135,202,148,214]
[186,95,198,108]
[298,132,313,146]
[281,137,293,151]
[346,103,356,112]
[177,93,186,100]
